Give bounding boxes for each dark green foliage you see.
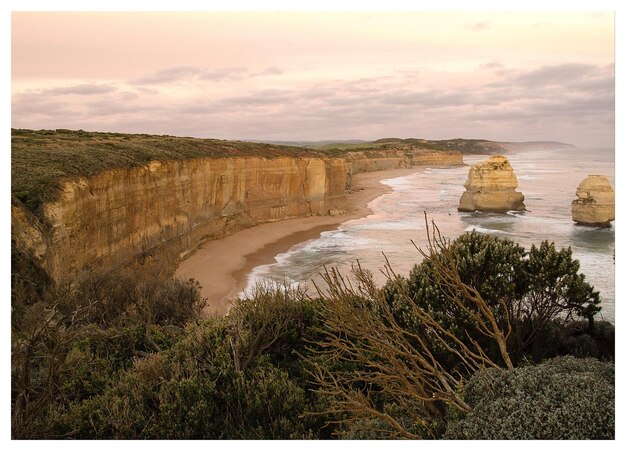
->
[11,269,205,438]
[14,283,331,439]
[444,356,615,439]
[385,231,602,366]
[522,241,601,323]
[58,324,183,402]
[11,240,52,331]
[52,352,308,439]
[529,320,614,362]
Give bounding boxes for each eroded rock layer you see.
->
[458,155,525,212]
[571,175,614,227]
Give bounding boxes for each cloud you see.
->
[129,65,283,85]
[479,62,504,70]
[251,67,284,76]
[199,67,248,81]
[42,83,117,96]
[212,89,296,108]
[466,21,490,31]
[377,89,473,108]
[513,63,597,86]
[130,66,248,85]
[10,61,615,147]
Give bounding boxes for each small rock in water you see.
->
[458,155,525,212]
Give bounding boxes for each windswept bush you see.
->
[51,271,206,327]
[384,229,602,366]
[444,356,615,439]
[305,221,610,439]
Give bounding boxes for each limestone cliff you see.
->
[12,147,462,282]
[458,155,525,212]
[571,175,615,227]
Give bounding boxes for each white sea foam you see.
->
[349,220,421,231]
[464,225,514,235]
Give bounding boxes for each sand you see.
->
[175,167,423,316]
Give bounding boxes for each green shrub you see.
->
[36,286,329,439]
[12,229,613,440]
[51,271,206,328]
[385,231,603,367]
[444,356,614,439]
[529,320,615,362]
[11,267,205,438]
[48,325,311,439]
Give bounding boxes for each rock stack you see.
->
[458,155,525,212]
[571,175,614,227]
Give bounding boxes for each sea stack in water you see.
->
[571,175,614,227]
[458,155,525,212]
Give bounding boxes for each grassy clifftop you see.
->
[11,129,460,215]
[11,129,325,213]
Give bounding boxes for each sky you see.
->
[11,11,615,147]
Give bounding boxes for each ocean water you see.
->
[243,148,615,323]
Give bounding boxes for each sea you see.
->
[243,148,615,323]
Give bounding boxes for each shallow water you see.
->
[244,148,615,323]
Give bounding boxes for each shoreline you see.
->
[175,167,424,316]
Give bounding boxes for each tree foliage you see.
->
[386,228,601,366]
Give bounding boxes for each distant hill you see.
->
[259,138,576,154]
[251,139,368,147]
[499,141,576,151]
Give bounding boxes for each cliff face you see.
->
[458,155,525,212]
[571,175,615,227]
[12,149,462,281]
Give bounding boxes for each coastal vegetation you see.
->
[11,223,614,439]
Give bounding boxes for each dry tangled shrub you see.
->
[11,269,206,438]
[226,282,307,373]
[306,217,514,438]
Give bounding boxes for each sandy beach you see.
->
[175,167,423,315]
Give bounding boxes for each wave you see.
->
[464,225,514,235]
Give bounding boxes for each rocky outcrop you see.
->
[458,155,525,212]
[571,175,615,227]
[12,149,463,282]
